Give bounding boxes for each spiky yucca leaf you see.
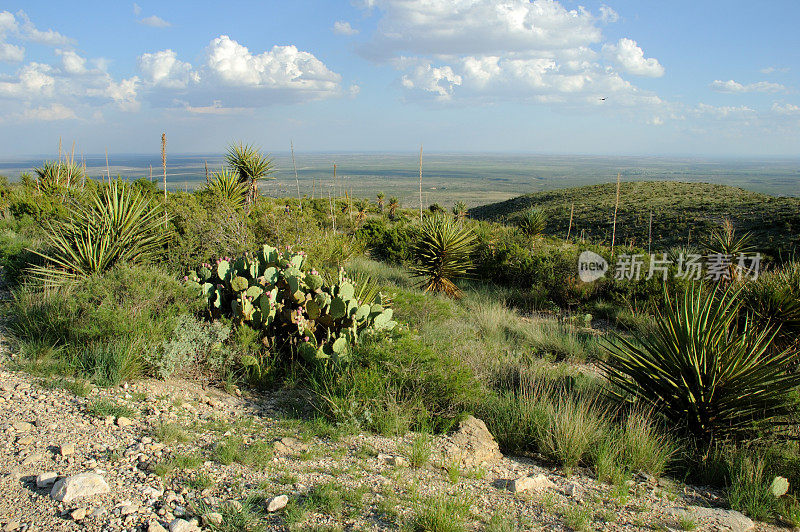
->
[452,201,468,221]
[34,161,85,193]
[601,284,799,444]
[516,207,546,238]
[740,263,800,348]
[411,213,477,297]
[30,182,168,285]
[206,168,248,208]
[225,142,274,203]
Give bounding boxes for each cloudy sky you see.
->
[0,0,798,157]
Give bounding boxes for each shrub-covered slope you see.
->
[470,181,800,256]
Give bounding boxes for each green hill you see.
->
[470,181,800,258]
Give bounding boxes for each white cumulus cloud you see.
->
[56,49,87,74]
[0,42,23,62]
[333,21,359,35]
[20,103,77,121]
[710,79,787,93]
[138,49,195,88]
[602,38,664,77]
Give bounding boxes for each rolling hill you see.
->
[470,181,800,258]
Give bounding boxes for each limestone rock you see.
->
[441,416,502,468]
[668,506,754,532]
[266,495,288,512]
[36,472,58,488]
[169,518,199,532]
[273,437,307,456]
[50,472,110,503]
[202,512,223,526]
[59,443,75,456]
[509,474,556,493]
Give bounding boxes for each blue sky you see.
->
[0,0,798,157]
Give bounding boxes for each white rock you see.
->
[21,453,42,466]
[59,443,75,456]
[148,522,168,532]
[266,494,289,512]
[169,518,199,532]
[116,417,133,427]
[50,472,110,502]
[12,422,33,432]
[36,472,58,488]
[668,506,754,532]
[202,512,223,526]
[509,474,556,493]
[70,508,87,521]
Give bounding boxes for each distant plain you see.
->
[1,152,798,207]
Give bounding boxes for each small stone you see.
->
[509,474,556,493]
[148,523,168,532]
[59,443,75,456]
[173,505,186,517]
[387,455,407,467]
[50,472,110,502]
[121,503,138,515]
[17,436,34,446]
[169,518,199,532]
[202,512,223,526]
[21,453,43,466]
[3,520,20,531]
[272,437,308,455]
[564,482,581,498]
[116,417,133,427]
[36,472,58,488]
[70,508,87,521]
[266,495,288,512]
[12,422,33,432]
[104,416,115,426]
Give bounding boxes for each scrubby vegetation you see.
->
[1,147,799,528]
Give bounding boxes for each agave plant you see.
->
[516,207,546,238]
[206,168,248,208]
[601,284,799,445]
[30,182,168,285]
[225,142,275,203]
[34,160,85,194]
[411,213,477,297]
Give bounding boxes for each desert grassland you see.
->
[1,146,800,529]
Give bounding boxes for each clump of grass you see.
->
[677,515,697,531]
[405,495,470,532]
[42,376,92,397]
[560,505,592,531]
[154,421,191,444]
[212,436,273,469]
[86,398,134,419]
[406,434,432,469]
[620,408,676,478]
[187,472,214,490]
[154,452,203,477]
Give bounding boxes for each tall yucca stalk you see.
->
[225,142,275,204]
[601,285,799,445]
[411,213,477,297]
[206,168,248,209]
[30,182,168,285]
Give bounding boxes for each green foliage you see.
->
[411,213,477,297]
[225,142,275,202]
[602,284,799,444]
[34,160,85,193]
[31,181,168,285]
[87,399,135,419]
[740,261,800,348]
[206,168,248,208]
[452,200,467,221]
[516,206,546,238]
[158,314,231,378]
[354,219,415,264]
[188,244,396,365]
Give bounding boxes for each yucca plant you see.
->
[740,262,800,349]
[516,207,546,238]
[225,142,275,204]
[411,213,477,297]
[30,182,168,285]
[388,196,400,218]
[376,192,385,212]
[601,284,799,445]
[452,201,468,223]
[704,218,755,280]
[34,161,85,194]
[206,168,248,209]
[354,199,368,223]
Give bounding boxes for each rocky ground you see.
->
[0,360,778,532]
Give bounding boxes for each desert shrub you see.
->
[740,261,800,349]
[354,219,416,264]
[602,284,800,445]
[188,244,397,364]
[515,207,546,238]
[619,408,676,478]
[7,264,199,383]
[411,213,477,297]
[303,331,479,434]
[158,314,231,378]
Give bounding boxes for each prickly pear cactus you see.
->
[187,245,396,365]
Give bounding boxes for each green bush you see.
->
[354,219,416,264]
[7,264,200,384]
[158,315,231,378]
